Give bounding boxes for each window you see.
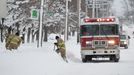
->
[80,25,99,36]
[80,24,119,36]
[100,24,118,35]
[120,35,126,39]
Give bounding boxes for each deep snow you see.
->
[0,25,134,75]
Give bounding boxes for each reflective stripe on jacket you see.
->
[10,36,22,46]
[6,34,22,47]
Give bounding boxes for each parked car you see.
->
[120,34,130,49]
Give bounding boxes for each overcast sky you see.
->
[112,0,125,17]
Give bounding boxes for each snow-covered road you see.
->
[0,25,134,75]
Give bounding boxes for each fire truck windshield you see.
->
[120,35,126,39]
[80,24,119,36]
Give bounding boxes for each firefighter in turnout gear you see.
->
[54,36,67,61]
[5,32,22,50]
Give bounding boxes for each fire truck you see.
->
[80,17,120,62]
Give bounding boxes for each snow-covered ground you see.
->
[0,25,134,75]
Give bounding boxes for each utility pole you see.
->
[38,0,44,47]
[64,0,69,42]
[92,0,95,18]
[85,3,88,17]
[64,0,72,42]
[77,0,81,43]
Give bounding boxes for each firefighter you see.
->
[54,36,67,60]
[5,32,22,50]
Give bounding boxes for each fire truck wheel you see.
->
[124,45,128,49]
[87,57,92,61]
[82,58,87,62]
[114,58,119,62]
[110,55,119,62]
[114,56,119,62]
[110,56,114,61]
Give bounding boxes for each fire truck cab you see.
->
[80,17,120,62]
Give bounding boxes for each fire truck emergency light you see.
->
[84,18,115,23]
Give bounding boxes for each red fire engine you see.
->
[80,17,120,62]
